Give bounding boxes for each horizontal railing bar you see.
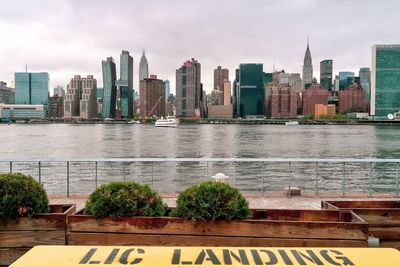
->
[1,158,400,163]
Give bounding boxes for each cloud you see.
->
[0,0,399,94]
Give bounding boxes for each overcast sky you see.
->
[0,0,399,94]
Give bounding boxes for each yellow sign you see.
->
[10,246,400,267]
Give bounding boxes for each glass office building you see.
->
[102,57,117,118]
[339,71,355,90]
[236,64,264,117]
[371,45,400,116]
[116,51,133,118]
[15,72,49,106]
[320,60,333,90]
[359,67,371,102]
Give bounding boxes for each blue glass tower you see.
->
[15,72,49,105]
[102,57,117,118]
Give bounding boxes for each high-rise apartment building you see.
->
[48,95,64,118]
[139,50,149,81]
[64,75,97,119]
[371,45,400,116]
[320,60,333,90]
[339,85,366,114]
[139,75,165,117]
[15,72,49,105]
[302,84,329,115]
[271,84,298,118]
[176,58,202,117]
[223,80,231,105]
[234,64,264,117]
[302,40,313,89]
[115,50,133,118]
[80,75,97,119]
[53,85,65,97]
[101,57,117,118]
[214,66,229,91]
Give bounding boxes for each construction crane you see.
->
[147,96,163,118]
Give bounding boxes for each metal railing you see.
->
[1,158,400,197]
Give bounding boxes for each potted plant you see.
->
[67,180,368,247]
[0,173,76,266]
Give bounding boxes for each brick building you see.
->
[214,66,229,91]
[339,85,366,114]
[270,84,297,118]
[315,104,336,118]
[48,95,64,118]
[139,75,165,117]
[302,84,329,115]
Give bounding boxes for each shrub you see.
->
[84,181,166,218]
[0,173,49,219]
[171,181,251,221]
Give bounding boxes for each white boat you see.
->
[155,116,179,127]
[128,120,141,124]
[285,121,299,125]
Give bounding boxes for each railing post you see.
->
[396,162,399,196]
[234,161,237,187]
[288,161,292,198]
[206,161,209,179]
[95,161,98,188]
[342,162,346,197]
[315,162,319,196]
[151,161,154,187]
[369,162,373,197]
[261,162,264,196]
[9,161,12,173]
[66,161,70,197]
[38,161,41,184]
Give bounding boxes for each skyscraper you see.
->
[116,50,133,118]
[102,57,117,118]
[339,71,355,90]
[15,72,49,105]
[234,63,264,117]
[164,80,170,102]
[320,60,333,90]
[359,67,371,103]
[302,40,313,89]
[214,66,229,91]
[139,75,165,117]
[80,75,97,119]
[139,50,149,81]
[176,58,202,117]
[371,45,400,116]
[53,85,65,97]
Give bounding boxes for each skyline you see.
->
[1,0,399,94]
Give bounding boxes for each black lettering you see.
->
[330,250,354,266]
[320,250,340,266]
[105,249,120,264]
[89,261,100,264]
[259,250,278,265]
[250,250,263,265]
[80,248,97,264]
[291,250,323,266]
[195,249,221,265]
[119,248,144,265]
[278,250,293,265]
[172,249,181,265]
[182,262,193,265]
[222,249,249,265]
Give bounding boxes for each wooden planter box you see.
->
[67,208,368,247]
[322,200,400,249]
[0,204,76,266]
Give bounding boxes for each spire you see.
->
[307,36,309,49]
[142,49,145,58]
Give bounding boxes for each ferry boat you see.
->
[285,121,299,125]
[155,116,179,127]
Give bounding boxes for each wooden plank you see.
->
[353,210,400,224]
[325,201,400,209]
[0,230,65,247]
[0,248,29,266]
[379,240,400,250]
[370,226,400,240]
[67,232,368,247]
[67,215,367,240]
[0,214,66,231]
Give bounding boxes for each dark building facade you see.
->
[115,50,133,119]
[234,63,264,117]
[214,66,229,91]
[339,85,367,113]
[320,60,333,90]
[139,75,165,117]
[302,84,329,115]
[48,95,64,118]
[176,59,202,117]
[271,84,298,118]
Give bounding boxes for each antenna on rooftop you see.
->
[25,64,28,73]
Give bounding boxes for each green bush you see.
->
[84,181,166,218]
[0,173,49,219]
[171,181,251,221]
